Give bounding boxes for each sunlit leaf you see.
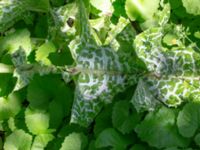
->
[60,132,88,150]
[4,129,32,150]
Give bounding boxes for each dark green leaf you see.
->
[135,107,189,148]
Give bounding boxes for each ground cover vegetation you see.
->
[0,0,200,149]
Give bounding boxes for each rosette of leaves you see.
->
[132,4,200,112]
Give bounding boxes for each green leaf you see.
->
[4,129,32,150]
[177,102,200,138]
[52,2,77,37]
[95,128,132,149]
[0,74,16,97]
[90,16,110,43]
[0,0,29,32]
[0,29,32,55]
[130,144,146,150]
[169,0,182,9]
[162,32,179,46]
[135,107,189,148]
[70,0,137,127]
[49,49,74,66]
[194,133,200,147]
[31,134,54,150]
[125,0,160,22]
[11,48,35,91]
[25,107,50,135]
[60,132,88,150]
[131,79,160,112]
[27,75,53,109]
[74,40,135,105]
[182,0,200,15]
[104,17,129,46]
[112,101,140,134]
[27,75,59,109]
[0,93,21,120]
[70,87,104,127]
[27,74,73,129]
[134,22,200,108]
[90,0,113,16]
[50,0,65,7]
[94,104,113,136]
[36,41,56,65]
[112,0,127,17]
[33,14,48,38]
[24,0,50,12]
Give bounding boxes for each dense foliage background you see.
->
[0,0,200,149]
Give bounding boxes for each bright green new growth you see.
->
[4,129,32,150]
[25,107,51,135]
[0,93,21,120]
[60,132,88,150]
[182,0,200,15]
[125,0,160,22]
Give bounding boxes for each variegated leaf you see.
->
[12,48,59,91]
[69,0,136,126]
[11,48,35,91]
[0,0,28,32]
[132,79,160,112]
[133,10,200,111]
[70,87,103,127]
[52,2,77,38]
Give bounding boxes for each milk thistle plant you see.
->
[0,0,200,149]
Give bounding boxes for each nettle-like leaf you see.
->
[182,0,200,15]
[95,128,132,149]
[135,106,189,148]
[69,0,136,126]
[0,29,32,56]
[4,129,32,150]
[25,107,51,135]
[31,134,54,150]
[177,102,200,138]
[112,101,141,134]
[0,93,21,121]
[60,132,88,150]
[132,5,200,111]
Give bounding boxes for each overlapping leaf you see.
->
[135,107,189,148]
[52,2,77,38]
[60,132,88,150]
[4,129,32,150]
[182,0,200,15]
[0,93,21,120]
[132,4,200,111]
[69,0,137,126]
[0,0,28,32]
